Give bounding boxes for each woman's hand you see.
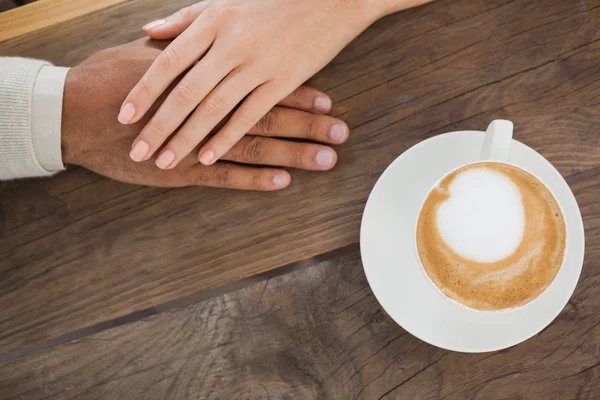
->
[119,0,378,170]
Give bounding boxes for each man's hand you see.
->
[61,39,349,190]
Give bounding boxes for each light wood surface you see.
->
[0,0,128,42]
[1,0,600,374]
[2,242,600,399]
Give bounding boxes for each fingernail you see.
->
[199,150,215,165]
[143,19,166,31]
[316,149,334,167]
[129,140,149,162]
[313,96,332,113]
[118,103,136,124]
[273,173,288,187]
[329,124,347,142]
[156,150,175,169]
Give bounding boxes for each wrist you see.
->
[61,67,82,166]
[328,0,421,27]
[326,0,381,27]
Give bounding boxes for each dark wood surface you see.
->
[0,0,599,372]
[2,241,600,400]
[0,0,16,12]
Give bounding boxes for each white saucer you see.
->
[360,131,585,353]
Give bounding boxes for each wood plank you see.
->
[1,0,600,355]
[1,167,600,400]
[0,0,17,13]
[0,0,128,42]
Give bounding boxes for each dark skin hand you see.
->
[61,39,349,190]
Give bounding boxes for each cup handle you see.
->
[479,120,514,162]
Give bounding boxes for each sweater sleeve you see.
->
[0,57,67,180]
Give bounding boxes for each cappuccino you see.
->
[416,162,566,311]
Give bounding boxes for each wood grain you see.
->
[1,0,600,355]
[0,0,127,42]
[2,166,600,400]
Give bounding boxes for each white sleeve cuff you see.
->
[0,58,49,179]
[0,58,68,180]
[31,65,69,173]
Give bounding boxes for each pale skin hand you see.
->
[120,0,429,170]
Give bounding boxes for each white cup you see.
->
[414,120,568,313]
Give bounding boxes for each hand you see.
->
[118,0,381,171]
[62,39,349,190]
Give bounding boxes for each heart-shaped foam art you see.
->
[436,167,525,263]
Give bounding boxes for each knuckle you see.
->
[213,165,233,186]
[255,111,278,134]
[224,41,246,64]
[253,173,269,190]
[176,6,192,20]
[241,137,264,163]
[145,120,165,138]
[228,33,260,66]
[173,83,197,107]
[219,134,237,150]
[284,87,306,107]
[239,113,258,128]
[190,169,210,186]
[159,46,180,71]
[202,94,225,117]
[133,81,152,101]
[290,147,305,167]
[286,93,303,109]
[172,133,196,153]
[303,117,318,138]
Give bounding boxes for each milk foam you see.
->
[436,167,525,263]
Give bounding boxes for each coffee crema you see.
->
[416,162,566,311]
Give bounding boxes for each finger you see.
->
[249,107,349,144]
[198,84,282,165]
[131,52,236,164]
[119,12,216,125]
[143,2,208,39]
[154,68,260,170]
[187,162,291,191]
[222,136,338,171]
[277,86,332,114]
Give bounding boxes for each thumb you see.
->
[143,3,208,39]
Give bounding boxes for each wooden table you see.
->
[1,0,600,398]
